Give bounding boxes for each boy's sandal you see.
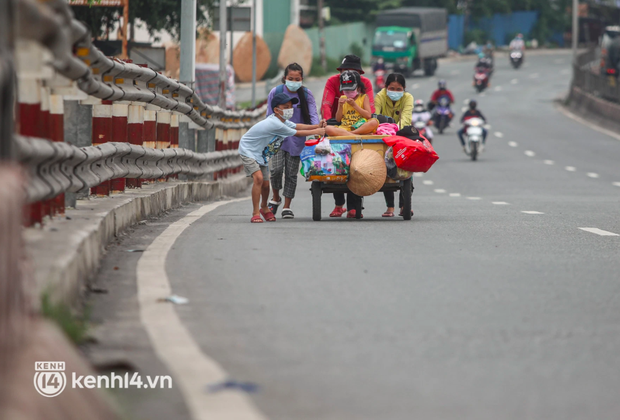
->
[329,207,347,218]
[250,215,263,223]
[267,199,282,214]
[260,208,276,222]
[382,211,395,218]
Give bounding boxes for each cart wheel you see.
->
[355,197,363,220]
[311,182,322,221]
[402,178,413,221]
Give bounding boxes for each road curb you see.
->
[562,86,620,140]
[24,176,251,307]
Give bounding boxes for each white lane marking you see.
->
[411,83,420,89]
[508,141,518,147]
[463,99,470,105]
[494,131,504,138]
[449,193,461,197]
[413,173,424,177]
[494,86,503,91]
[434,189,446,193]
[613,182,620,187]
[565,166,576,172]
[136,197,267,420]
[461,107,469,113]
[556,103,620,142]
[587,172,599,178]
[423,180,434,185]
[492,201,510,205]
[524,150,536,157]
[467,197,482,200]
[544,160,555,165]
[579,228,620,237]
[510,79,519,84]
[529,73,539,78]
[483,124,492,130]
[522,211,544,214]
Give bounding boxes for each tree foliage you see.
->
[71,0,214,40]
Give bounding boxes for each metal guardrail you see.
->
[16,136,242,203]
[16,0,267,129]
[572,49,620,103]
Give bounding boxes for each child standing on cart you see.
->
[325,71,379,137]
[238,93,325,223]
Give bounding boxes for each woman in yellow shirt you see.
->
[326,71,379,137]
[375,73,415,218]
[374,73,414,129]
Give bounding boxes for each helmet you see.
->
[413,99,426,112]
[438,80,447,89]
[469,100,477,109]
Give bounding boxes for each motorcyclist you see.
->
[509,33,526,51]
[411,99,433,142]
[475,52,492,73]
[372,58,386,73]
[429,80,454,109]
[458,100,487,153]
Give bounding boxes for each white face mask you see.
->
[278,108,294,120]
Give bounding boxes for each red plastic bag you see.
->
[382,135,439,172]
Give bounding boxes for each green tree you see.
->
[71,0,214,40]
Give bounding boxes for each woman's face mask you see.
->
[387,90,404,101]
[285,80,303,91]
[344,90,358,99]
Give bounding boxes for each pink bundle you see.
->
[376,123,399,136]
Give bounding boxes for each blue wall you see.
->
[448,11,539,49]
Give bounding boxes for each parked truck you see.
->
[372,7,448,77]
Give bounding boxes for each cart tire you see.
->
[355,198,363,220]
[311,182,322,221]
[402,178,413,220]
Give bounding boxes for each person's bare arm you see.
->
[295,123,320,130]
[349,96,372,119]
[296,127,326,137]
[335,97,346,122]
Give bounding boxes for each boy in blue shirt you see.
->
[239,92,326,223]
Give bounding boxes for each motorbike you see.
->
[473,69,490,92]
[374,70,385,93]
[510,49,524,69]
[413,120,431,144]
[433,96,453,134]
[463,117,485,161]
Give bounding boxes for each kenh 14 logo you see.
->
[34,361,67,397]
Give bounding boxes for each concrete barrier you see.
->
[566,86,620,132]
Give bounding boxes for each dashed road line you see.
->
[613,182,620,187]
[565,166,576,172]
[524,150,536,157]
[587,172,599,178]
[510,79,519,84]
[494,86,503,92]
[508,141,518,147]
[483,124,492,130]
[492,201,510,205]
[463,99,470,105]
[467,197,482,200]
[411,83,420,89]
[521,211,544,215]
[449,193,461,197]
[434,189,446,193]
[579,228,619,237]
[413,173,424,177]
[494,131,504,138]
[423,180,434,185]
[544,160,554,165]
[461,106,469,112]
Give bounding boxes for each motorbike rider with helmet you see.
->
[411,99,434,142]
[429,80,455,108]
[458,100,488,153]
[509,33,526,51]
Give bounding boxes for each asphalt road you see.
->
[90,51,620,420]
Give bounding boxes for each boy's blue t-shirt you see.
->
[238,114,297,165]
